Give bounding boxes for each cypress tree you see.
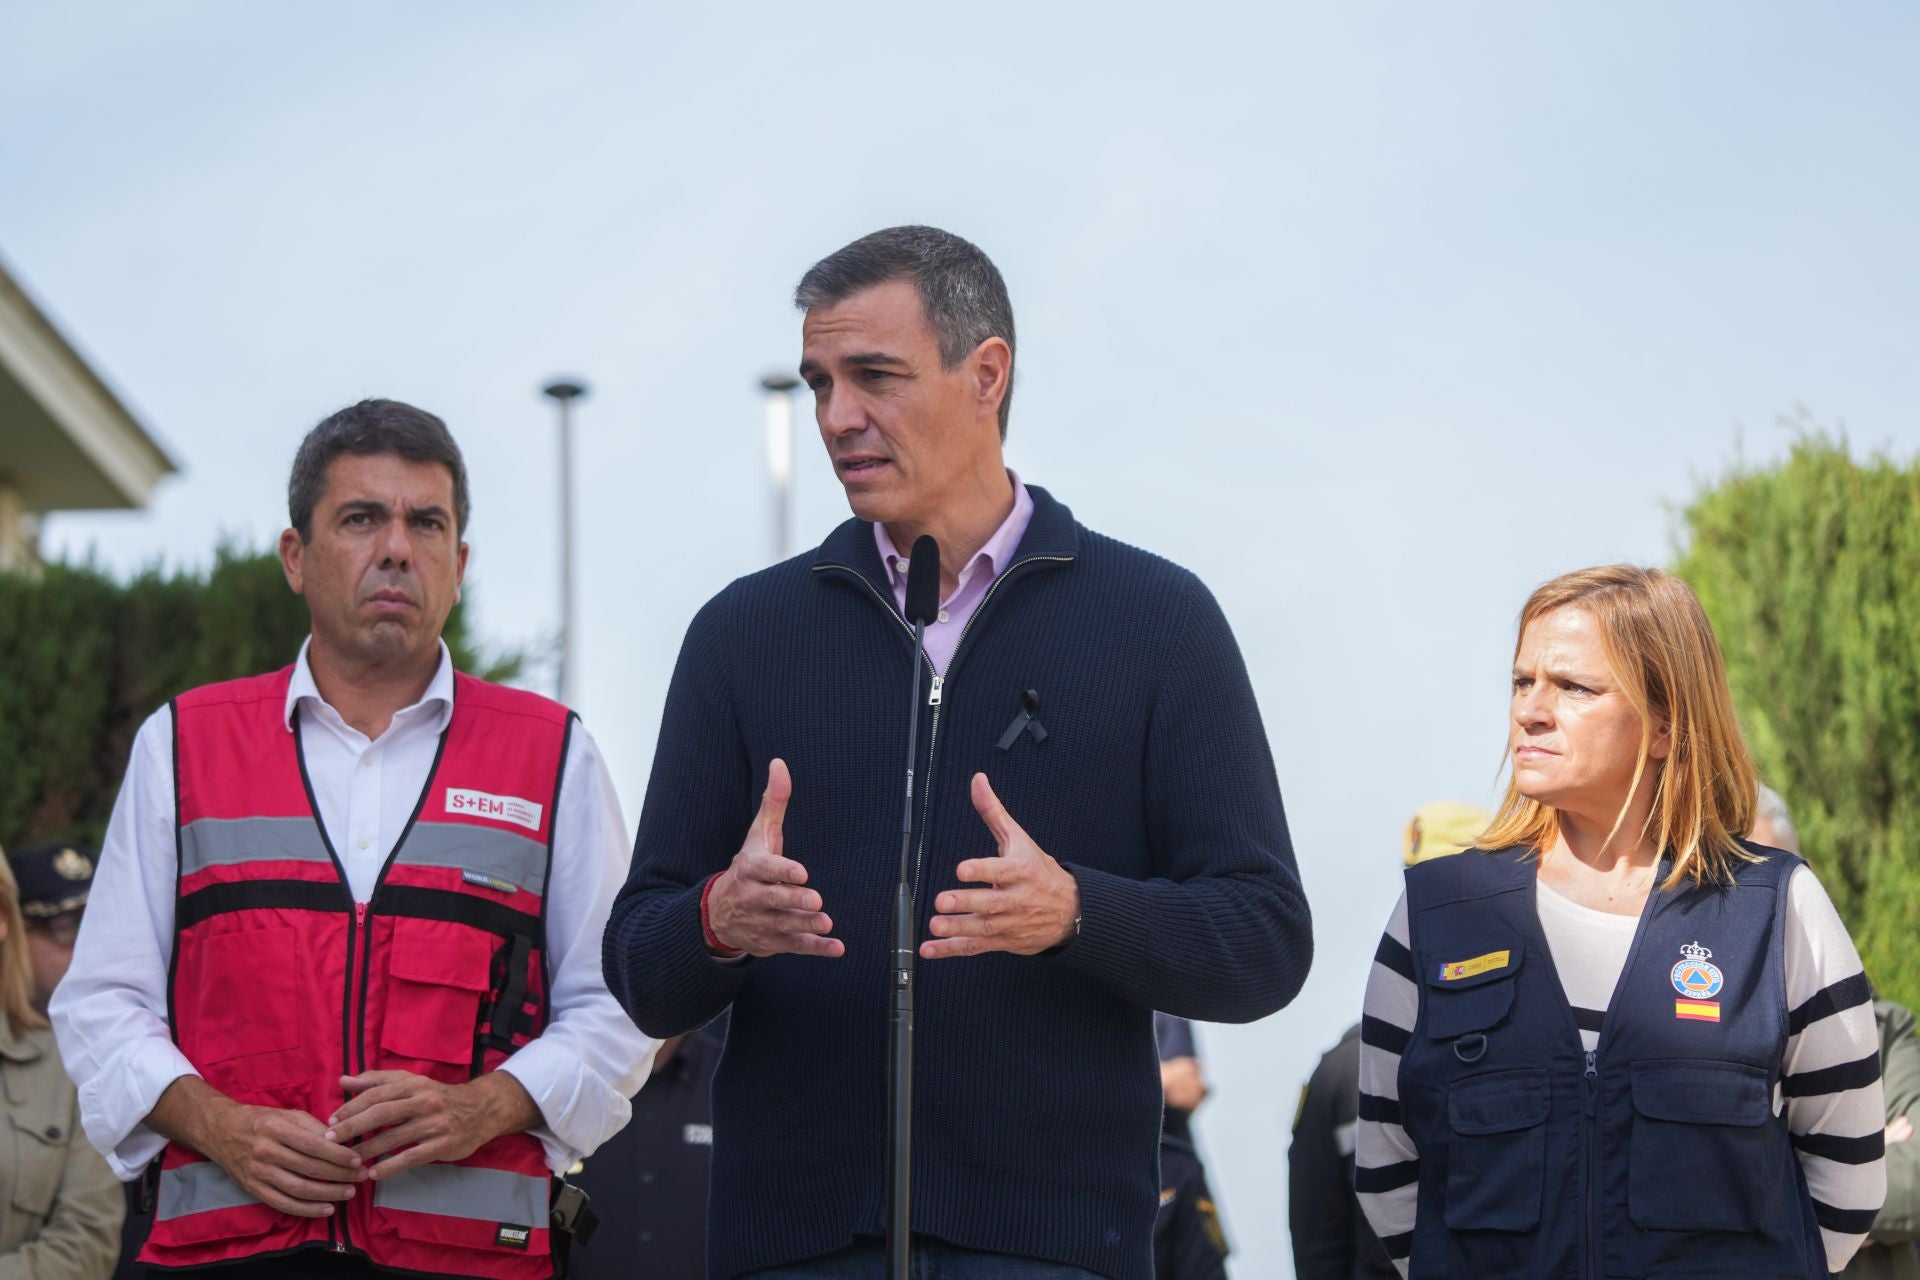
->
[1675,431,1920,1008]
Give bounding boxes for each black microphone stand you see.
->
[887,614,930,1280]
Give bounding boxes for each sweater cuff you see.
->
[619,881,752,1035]
[1050,861,1158,982]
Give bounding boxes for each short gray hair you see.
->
[1753,783,1800,854]
[288,399,470,542]
[795,225,1017,439]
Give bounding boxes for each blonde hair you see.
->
[1480,565,1758,889]
[0,850,49,1037]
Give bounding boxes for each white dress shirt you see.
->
[51,641,657,1179]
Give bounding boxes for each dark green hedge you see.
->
[1675,432,1920,1010]
[0,547,520,849]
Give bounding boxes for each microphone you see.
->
[888,533,938,1279]
[905,535,940,627]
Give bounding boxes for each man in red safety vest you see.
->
[51,399,656,1279]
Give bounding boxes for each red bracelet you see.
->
[700,873,744,957]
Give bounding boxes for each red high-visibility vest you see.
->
[142,667,571,1278]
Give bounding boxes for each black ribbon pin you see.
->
[994,689,1048,751]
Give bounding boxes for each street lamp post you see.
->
[541,377,588,706]
[760,372,800,562]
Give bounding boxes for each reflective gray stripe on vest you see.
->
[374,1164,549,1225]
[395,822,549,897]
[180,816,332,876]
[156,1160,260,1221]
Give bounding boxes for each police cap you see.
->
[6,842,97,919]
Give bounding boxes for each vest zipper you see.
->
[293,718,447,1261]
[334,900,369,1254]
[1533,857,1669,1280]
[293,721,361,1256]
[350,900,369,1075]
[1584,1048,1598,1280]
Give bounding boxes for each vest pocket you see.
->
[1444,1068,1550,1232]
[1421,941,1522,1042]
[1426,977,1517,1042]
[183,926,303,1067]
[381,924,494,1068]
[1627,1059,1774,1232]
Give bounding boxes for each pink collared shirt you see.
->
[875,472,1034,675]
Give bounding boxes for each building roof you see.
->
[0,253,176,512]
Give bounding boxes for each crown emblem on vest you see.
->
[1671,941,1725,1000]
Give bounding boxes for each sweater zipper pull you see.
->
[928,675,944,707]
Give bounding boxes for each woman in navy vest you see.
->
[1353,564,1886,1279]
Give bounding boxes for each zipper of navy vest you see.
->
[1584,1048,1598,1280]
[1561,859,1667,1280]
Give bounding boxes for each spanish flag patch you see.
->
[1675,1000,1721,1022]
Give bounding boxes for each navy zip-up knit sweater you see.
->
[604,486,1312,1280]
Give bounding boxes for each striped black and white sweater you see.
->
[1356,864,1885,1276]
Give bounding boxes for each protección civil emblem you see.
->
[1670,941,1724,1000]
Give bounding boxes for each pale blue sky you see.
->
[6,3,1918,1272]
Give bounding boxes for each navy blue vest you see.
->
[1399,845,1823,1280]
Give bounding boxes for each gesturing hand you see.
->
[923,773,1080,960]
[326,1070,537,1181]
[705,758,845,958]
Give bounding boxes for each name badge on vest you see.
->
[1437,949,1511,982]
[1671,940,1725,1021]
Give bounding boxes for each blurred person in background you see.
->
[1156,1011,1207,1140]
[1288,803,1488,1280]
[0,843,123,1277]
[569,1018,724,1280]
[1153,1014,1228,1279]
[1355,565,1884,1279]
[1752,785,1920,1280]
[8,843,95,1013]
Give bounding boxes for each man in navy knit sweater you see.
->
[603,226,1312,1280]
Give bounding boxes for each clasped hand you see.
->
[706,761,1078,960]
[321,1070,526,1179]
